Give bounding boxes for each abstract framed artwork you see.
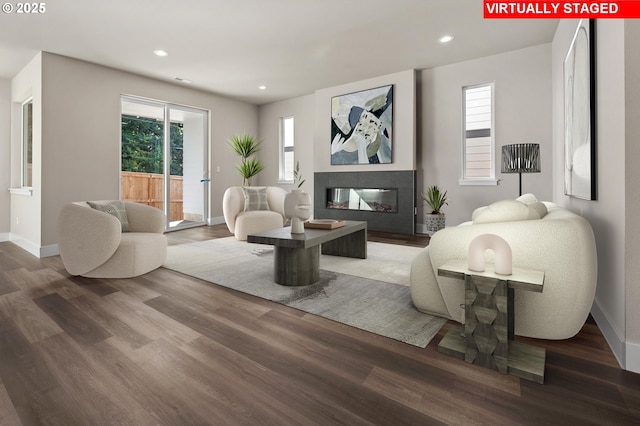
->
[564,19,597,200]
[330,85,393,165]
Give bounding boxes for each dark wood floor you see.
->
[0,224,639,425]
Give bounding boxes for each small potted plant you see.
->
[422,185,448,236]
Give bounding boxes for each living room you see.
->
[1,3,640,423]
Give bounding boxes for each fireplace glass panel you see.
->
[326,188,397,213]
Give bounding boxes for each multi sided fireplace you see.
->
[326,188,397,213]
[314,170,416,235]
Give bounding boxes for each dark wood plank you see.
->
[0,292,64,343]
[0,270,20,296]
[145,294,444,425]
[34,333,157,424]
[64,274,119,297]
[0,242,45,272]
[32,293,112,346]
[68,295,152,350]
[0,318,67,424]
[88,338,213,425]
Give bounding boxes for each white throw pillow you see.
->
[473,199,540,224]
[528,201,548,219]
[516,193,539,204]
[515,193,548,219]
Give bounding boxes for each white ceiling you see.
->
[0,0,558,105]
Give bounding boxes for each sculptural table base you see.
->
[437,261,546,384]
[247,221,367,286]
[273,245,320,286]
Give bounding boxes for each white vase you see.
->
[284,189,312,234]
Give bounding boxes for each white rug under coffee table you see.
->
[163,237,446,347]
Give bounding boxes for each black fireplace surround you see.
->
[314,170,416,235]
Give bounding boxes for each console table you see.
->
[437,260,546,383]
[247,221,367,286]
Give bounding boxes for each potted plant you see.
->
[421,185,448,236]
[227,132,264,186]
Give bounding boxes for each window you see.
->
[279,116,294,182]
[461,83,496,185]
[22,98,33,188]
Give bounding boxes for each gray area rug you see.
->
[163,237,446,347]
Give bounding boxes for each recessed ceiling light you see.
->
[439,35,454,44]
[153,49,168,57]
[259,85,267,90]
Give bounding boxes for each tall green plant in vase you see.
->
[421,185,448,236]
[227,132,264,186]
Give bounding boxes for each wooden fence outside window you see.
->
[121,171,183,221]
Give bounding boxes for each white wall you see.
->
[0,78,11,241]
[625,20,640,373]
[552,19,639,373]
[419,44,553,227]
[10,53,42,254]
[258,93,316,196]
[10,52,257,253]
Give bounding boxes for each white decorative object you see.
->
[284,189,312,234]
[467,233,512,276]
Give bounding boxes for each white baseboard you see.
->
[0,232,9,242]
[208,216,225,226]
[40,244,59,258]
[8,236,59,258]
[591,298,629,370]
[627,341,640,374]
[10,237,42,258]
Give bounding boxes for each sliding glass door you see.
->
[121,96,209,231]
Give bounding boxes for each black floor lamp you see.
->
[501,143,540,196]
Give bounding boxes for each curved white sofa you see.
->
[410,194,597,340]
[223,186,287,240]
[58,201,167,278]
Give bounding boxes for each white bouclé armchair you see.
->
[223,186,288,240]
[58,201,167,278]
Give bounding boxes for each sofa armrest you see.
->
[223,187,245,233]
[124,202,166,233]
[58,203,121,275]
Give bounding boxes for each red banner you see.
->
[484,1,640,18]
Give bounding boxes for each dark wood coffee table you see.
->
[247,220,367,286]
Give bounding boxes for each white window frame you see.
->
[459,83,498,186]
[21,97,34,189]
[278,116,295,183]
